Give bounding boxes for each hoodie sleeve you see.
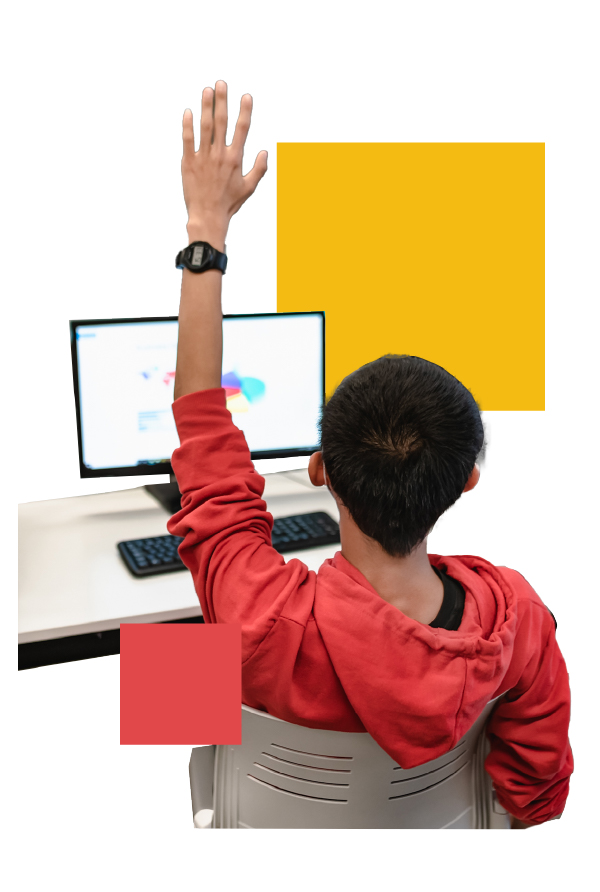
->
[166,388,313,663]
[484,573,574,825]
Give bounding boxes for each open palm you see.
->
[182,81,268,229]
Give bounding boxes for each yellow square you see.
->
[277,144,544,410]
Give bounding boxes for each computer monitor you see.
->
[70,312,325,511]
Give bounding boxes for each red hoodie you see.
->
[167,388,573,826]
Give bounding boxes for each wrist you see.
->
[186,218,229,253]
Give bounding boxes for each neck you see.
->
[337,505,442,617]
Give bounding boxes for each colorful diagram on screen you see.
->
[139,367,176,387]
[222,371,266,413]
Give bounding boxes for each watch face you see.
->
[191,245,205,267]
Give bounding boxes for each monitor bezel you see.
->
[69,311,326,478]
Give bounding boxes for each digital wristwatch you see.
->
[175,241,228,274]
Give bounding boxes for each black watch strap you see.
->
[175,241,228,274]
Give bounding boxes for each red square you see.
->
[120,623,241,745]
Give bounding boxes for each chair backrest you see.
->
[210,696,509,829]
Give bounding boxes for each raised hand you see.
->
[181,80,268,238]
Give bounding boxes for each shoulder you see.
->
[496,566,558,632]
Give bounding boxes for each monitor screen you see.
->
[70,312,325,477]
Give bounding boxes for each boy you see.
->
[167,81,573,829]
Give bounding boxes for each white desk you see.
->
[18,470,339,645]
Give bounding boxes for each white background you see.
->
[4,1,599,889]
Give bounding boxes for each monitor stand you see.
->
[144,474,182,515]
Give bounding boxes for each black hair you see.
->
[319,355,486,557]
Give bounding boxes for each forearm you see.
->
[173,220,228,401]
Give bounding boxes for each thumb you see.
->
[244,150,268,193]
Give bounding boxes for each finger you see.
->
[182,108,195,159]
[213,79,228,148]
[199,86,214,154]
[231,93,252,158]
[242,150,269,195]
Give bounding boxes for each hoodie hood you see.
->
[313,552,519,768]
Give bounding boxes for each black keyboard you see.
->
[117,512,340,578]
[117,534,186,577]
[270,511,340,553]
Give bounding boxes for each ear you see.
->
[308,451,327,487]
[463,464,480,493]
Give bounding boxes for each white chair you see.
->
[189,695,510,829]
